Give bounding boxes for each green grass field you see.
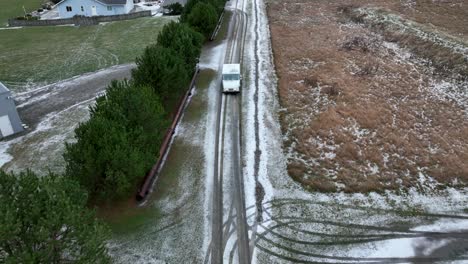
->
[0,16,175,92]
[0,0,42,26]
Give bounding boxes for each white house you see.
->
[56,0,135,18]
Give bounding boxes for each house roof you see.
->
[0,82,9,94]
[57,0,127,6]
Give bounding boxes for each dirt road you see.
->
[15,64,134,130]
[207,0,250,262]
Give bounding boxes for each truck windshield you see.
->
[223,74,239,81]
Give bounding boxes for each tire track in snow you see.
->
[254,198,468,263]
[219,196,468,262]
[253,0,265,225]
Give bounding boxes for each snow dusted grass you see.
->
[0,63,134,175]
[0,16,173,92]
[267,0,468,193]
[354,7,468,79]
[0,138,15,168]
[108,26,229,260]
[253,183,468,263]
[108,70,213,263]
[104,10,231,261]
[237,0,468,262]
[1,99,91,175]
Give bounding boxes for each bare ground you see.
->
[266,0,468,192]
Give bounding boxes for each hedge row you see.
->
[64,0,226,203]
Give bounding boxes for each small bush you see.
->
[15,16,39,21]
[342,36,368,51]
[287,161,306,181]
[304,77,319,87]
[164,3,184,15]
[337,5,365,23]
[337,5,359,16]
[356,62,379,76]
[321,83,340,96]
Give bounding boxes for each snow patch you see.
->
[0,140,15,168]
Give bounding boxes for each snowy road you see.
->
[207,0,250,262]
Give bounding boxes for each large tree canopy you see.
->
[0,170,110,263]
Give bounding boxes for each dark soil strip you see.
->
[253,0,265,224]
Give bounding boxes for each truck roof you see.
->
[222,64,240,74]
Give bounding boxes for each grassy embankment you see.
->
[102,69,216,236]
[101,12,230,234]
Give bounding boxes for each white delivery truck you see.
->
[222,64,241,93]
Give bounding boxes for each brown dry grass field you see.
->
[266,0,468,193]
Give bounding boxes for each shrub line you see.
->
[137,66,200,201]
[65,0,227,204]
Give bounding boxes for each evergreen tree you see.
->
[181,0,225,22]
[64,81,168,201]
[157,21,204,74]
[187,2,219,38]
[132,45,190,100]
[180,0,200,23]
[0,170,110,263]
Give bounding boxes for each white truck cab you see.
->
[222,64,241,93]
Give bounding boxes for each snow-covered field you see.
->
[240,0,468,262]
[0,100,91,175]
[264,0,468,193]
[0,64,133,174]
